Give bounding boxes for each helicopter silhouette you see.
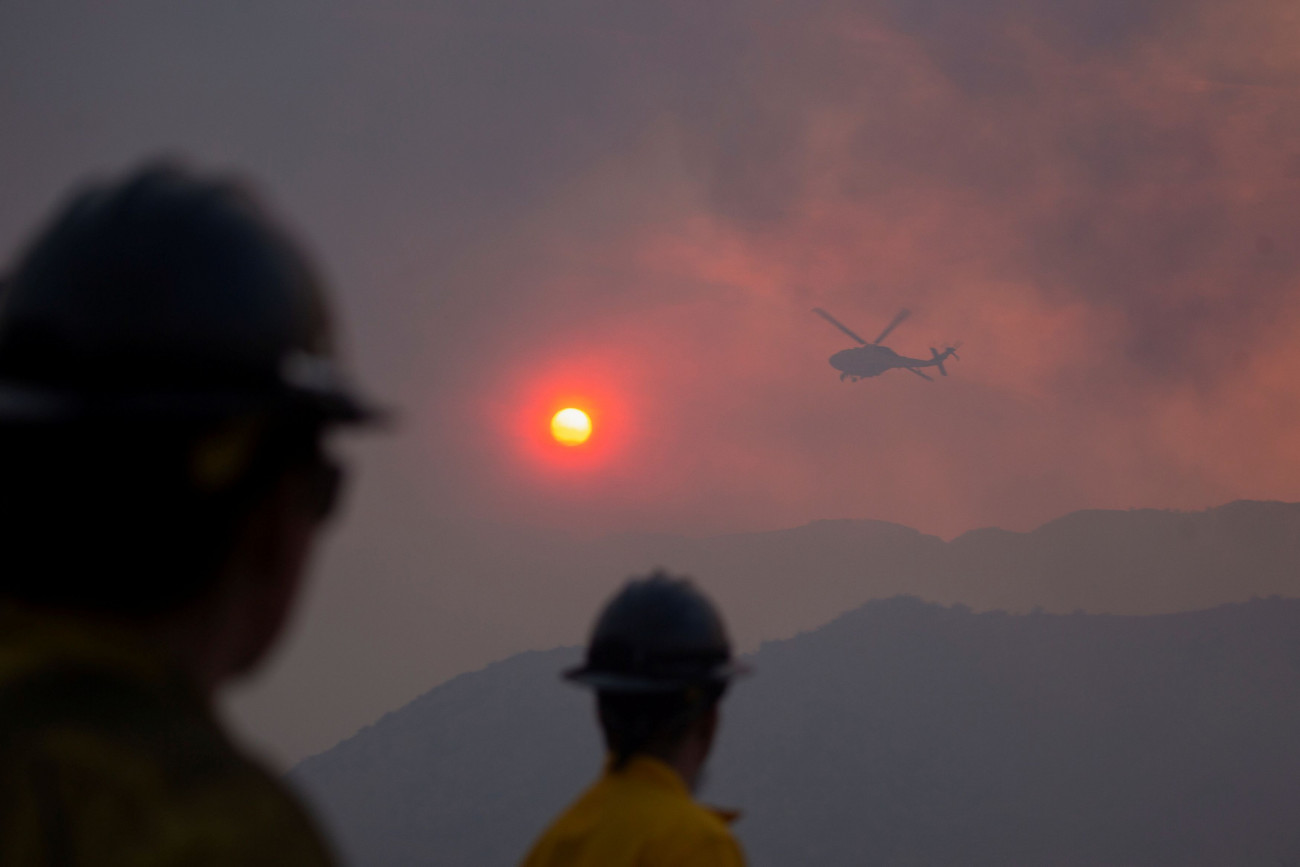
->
[813,307,960,382]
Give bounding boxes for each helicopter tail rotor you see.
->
[930,347,948,376]
[931,344,961,376]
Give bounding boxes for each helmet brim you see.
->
[0,370,388,427]
[277,351,390,426]
[563,660,750,693]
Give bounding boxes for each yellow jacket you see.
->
[0,603,335,866]
[521,755,745,867]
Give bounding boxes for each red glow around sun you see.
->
[504,359,636,479]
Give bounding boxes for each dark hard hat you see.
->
[565,572,747,693]
[0,162,380,425]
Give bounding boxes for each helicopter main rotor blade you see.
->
[812,308,870,346]
[873,308,911,344]
[903,365,933,381]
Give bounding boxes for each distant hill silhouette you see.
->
[646,500,1300,648]
[233,500,1300,764]
[292,596,1300,867]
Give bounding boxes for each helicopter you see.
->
[813,307,960,382]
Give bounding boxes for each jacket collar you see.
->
[605,754,690,794]
[604,754,741,824]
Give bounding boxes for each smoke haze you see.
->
[3,0,1300,762]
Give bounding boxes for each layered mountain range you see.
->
[291,502,1300,866]
[234,500,1300,763]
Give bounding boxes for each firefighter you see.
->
[521,572,748,867]
[0,162,380,865]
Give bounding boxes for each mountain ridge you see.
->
[233,499,1300,765]
[292,595,1300,866]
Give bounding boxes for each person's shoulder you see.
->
[644,797,744,866]
[682,799,743,843]
[633,780,731,832]
[522,793,744,867]
[0,666,335,865]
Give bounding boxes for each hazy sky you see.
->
[4,0,1300,763]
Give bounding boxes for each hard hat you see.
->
[565,572,747,693]
[0,162,380,425]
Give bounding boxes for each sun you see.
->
[551,407,592,446]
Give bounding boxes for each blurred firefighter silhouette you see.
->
[0,162,380,865]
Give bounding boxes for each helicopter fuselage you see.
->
[829,345,905,378]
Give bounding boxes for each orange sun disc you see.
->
[551,407,592,446]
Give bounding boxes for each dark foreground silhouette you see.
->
[0,163,379,864]
[292,596,1300,867]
